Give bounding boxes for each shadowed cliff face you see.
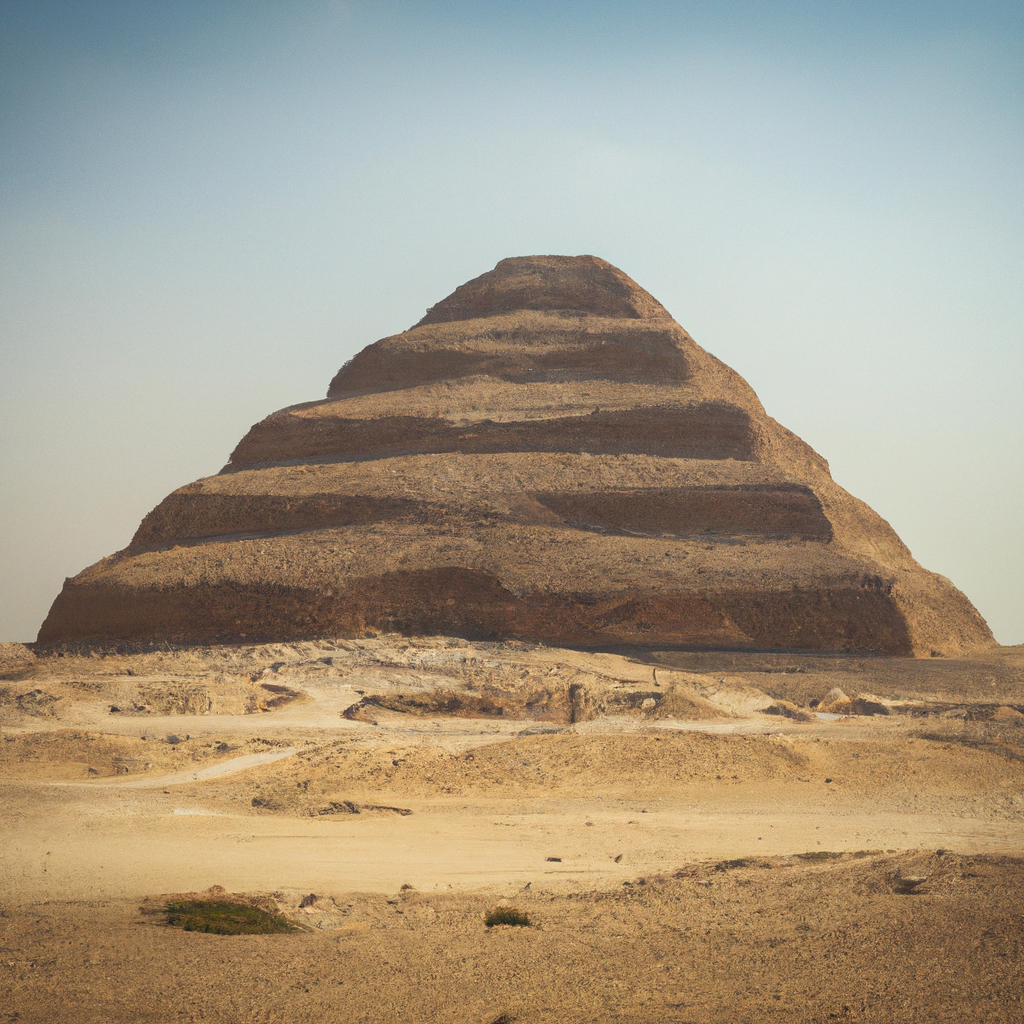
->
[38,255,994,655]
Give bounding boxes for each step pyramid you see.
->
[39,255,993,654]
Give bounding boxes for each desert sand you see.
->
[2,637,1023,1022]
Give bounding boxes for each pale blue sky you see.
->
[2,1,1021,643]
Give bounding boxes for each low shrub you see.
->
[485,906,531,928]
[164,899,296,935]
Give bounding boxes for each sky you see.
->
[1,0,1021,645]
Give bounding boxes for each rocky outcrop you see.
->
[38,255,994,655]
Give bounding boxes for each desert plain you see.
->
[2,635,1023,1023]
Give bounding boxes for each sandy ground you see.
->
[2,637,1023,1021]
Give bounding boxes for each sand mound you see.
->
[0,642,36,674]
[38,255,993,655]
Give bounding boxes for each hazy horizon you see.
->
[2,1,1021,644]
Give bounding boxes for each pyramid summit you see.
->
[39,255,993,655]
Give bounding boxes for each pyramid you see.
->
[39,255,993,655]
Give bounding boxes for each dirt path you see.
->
[47,745,303,789]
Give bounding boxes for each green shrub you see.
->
[164,899,296,935]
[485,906,531,928]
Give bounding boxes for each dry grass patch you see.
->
[163,899,297,935]
[484,906,531,928]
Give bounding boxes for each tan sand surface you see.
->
[2,637,1023,1021]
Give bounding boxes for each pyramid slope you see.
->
[416,254,672,324]
[38,256,994,655]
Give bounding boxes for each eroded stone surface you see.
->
[38,255,994,654]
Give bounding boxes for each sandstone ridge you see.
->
[39,255,994,655]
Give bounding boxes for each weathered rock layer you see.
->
[39,255,994,654]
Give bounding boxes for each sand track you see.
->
[47,745,303,789]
